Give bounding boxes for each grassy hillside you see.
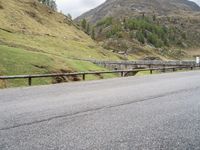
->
[0,0,121,88]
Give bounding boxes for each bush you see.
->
[181,32,187,39]
[129,31,135,39]
[96,17,113,27]
[147,33,164,48]
[81,19,87,30]
[136,31,145,44]
[106,25,122,38]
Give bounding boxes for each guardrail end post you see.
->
[28,77,32,86]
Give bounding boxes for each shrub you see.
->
[147,33,164,48]
[106,25,122,38]
[136,31,145,44]
[81,19,87,30]
[181,32,187,39]
[96,17,113,27]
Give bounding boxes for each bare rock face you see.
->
[76,0,200,23]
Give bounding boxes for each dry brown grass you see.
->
[185,48,200,59]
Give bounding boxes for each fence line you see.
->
[72,58,197,66]
[0,66,197,86]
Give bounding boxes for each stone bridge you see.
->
[89,60,197,70]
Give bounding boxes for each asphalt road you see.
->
[0,71,200,150]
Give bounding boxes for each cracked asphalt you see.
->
[0,71,200,150]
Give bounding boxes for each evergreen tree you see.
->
[91,28,95,40]
[81,19,87,30]
[86,23,90,34]
[38,0,57,11]
[153,14,156,21]
[67,13,72,20]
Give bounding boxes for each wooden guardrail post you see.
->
[121,71,124,77]
[82,74,86,80]
[163,65,166,73]
[28,77,32,86]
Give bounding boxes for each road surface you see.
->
[0,71,200,150]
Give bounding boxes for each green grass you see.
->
[0,45,53,75]
[0,30,120,60]
[0,45,54,87]
[0,0,125,88]
[0,0,199,88]
[0,45,117,88]
[136,70,161,76]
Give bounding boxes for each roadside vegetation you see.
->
[93,16,188,48]
[0,0,120,88]
[1,0,199,88]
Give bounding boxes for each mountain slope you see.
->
[0,0,122,88]
[76,0,200,23]
[76,0,200,59]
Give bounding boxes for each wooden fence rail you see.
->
[0,66,197,86]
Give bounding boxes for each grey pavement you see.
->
[0,71,200,150]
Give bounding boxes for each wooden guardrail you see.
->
[0,66,196,87]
